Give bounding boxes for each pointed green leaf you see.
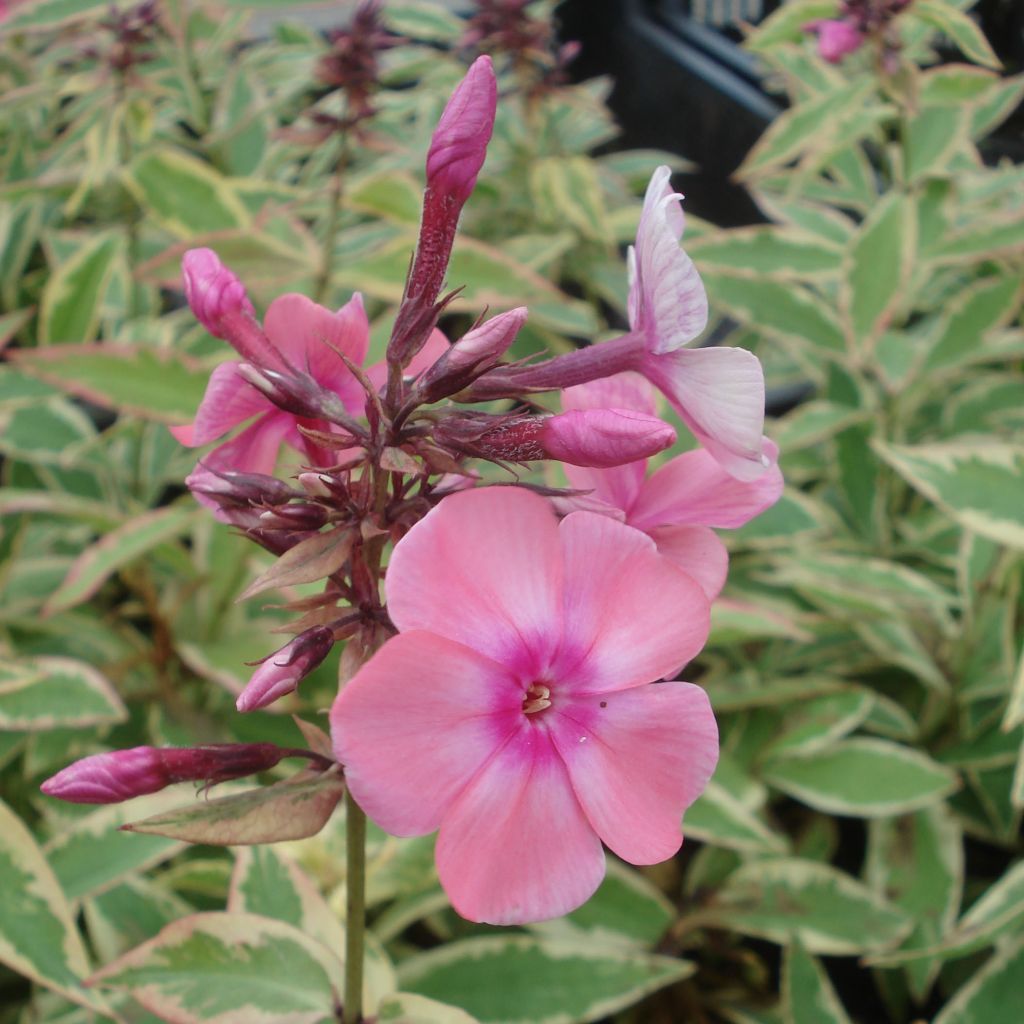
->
[704,858,911,954]
[399,936,693,1024]
[874,441,1024,548]
[0,799,97,1008]
[376,992,480,1024]
[123,771,346,845]
[911,0,1001,69]
[933,937,1024,1024]
[529,156,610,243]
[45,504,199,614]
[763,739,958,817]
[39,233,122,345]
[688,228,842,279]
[0,656,126,731]
[683,781,787,855]
[783,939,852,1024]
[88,911,345,1024]
[904,105,970,182]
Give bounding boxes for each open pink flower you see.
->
[629,167,768,481]
[331,486,717,924]
[559,373,783,600]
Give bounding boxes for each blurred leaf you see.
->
[88,911,345,1023]
[763,739,959,817]
[383,2,464,42]
[0,798,96,1008]
[764,690,873,758]
[45,504,199,614]
[11,345,211,424]
[702,858,911,954]
[398,936,693,1024]
[684,780,787,855]
[689,228,842,279]
[904,104,970,182]
[0,0,114,31]
[875,441,1024,548]
[124,148,250,239]
[783,938,852,1024]
[123,771,346,845]
[932,936,1024,1024]
[349,171,423,225]
[911,0,1002,69]
[0,657,125,732]
[529,156,610,243]
[39,232,122,345]
[376,992,480,1023]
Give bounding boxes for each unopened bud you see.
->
[540,409,676,468]
[182,248,254,340]
[188,466,299,508]
[237,627,335,712]
[425,56,497,205]
[40,743,293,804]
[417,307,527,403]
[258,504,330,532]
[803,18,863,63]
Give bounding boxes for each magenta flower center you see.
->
[522,682,553,716]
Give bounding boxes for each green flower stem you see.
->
[343,788,367,1024]
[315,138,351,304]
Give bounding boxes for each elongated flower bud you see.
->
[182,248,254,339]
[40,744,294,804]
[540,409,676,468]
[803,18,863,63]
[425,55,497,205]
[237,626,336,712]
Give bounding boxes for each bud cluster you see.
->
[804,0,913,68]
[81,0,162,77]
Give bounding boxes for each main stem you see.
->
[315,137,350,304]
[343,788,367,1024]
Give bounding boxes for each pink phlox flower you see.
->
[331,486,718,925]
[629,166,769,482]
[171,250,449,507]
[804,18,865,63]
[558,373,783,600]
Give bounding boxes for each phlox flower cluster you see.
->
[42,55,781,924]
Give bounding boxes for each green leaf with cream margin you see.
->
[762,738,958,817]
[38,232,122,345]
[44,504,200,615]
[123,770,346,845]
[228,844,397,1010]
[0,656,126,731]
[398,936,693,1024]
[933,936,1024,1024]
[874,441,1024,549]
[376,992,480,1024]
[683,780,787,855]
[783,939,852,1024]
[701,858,912,954]
[88,912,345,1024]
[0,799,102,1010]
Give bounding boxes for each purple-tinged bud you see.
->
[40,743,296,804]
[258,504,330,532]
[188,465,300,508]
[425,56,497,205]
[237,627,336,712]
[182,248,254,340]
[803,18,863,63]
[540,408,676,468]
[417,307,528,403]
[236,365,366,436]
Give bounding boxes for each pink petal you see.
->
[553,512,710,692]
[385,487,562,674]
[331,631,520,837]
[552,682,718,864]
[561,372,657,417]
[642,345,768,481]
[563,460,647,517]
[629,441,783,531]
[436,727,605,924]
[263,292,369,407]
[199,412,293,478]
[631,166,707,355]
[647,525,728,601]
[174,361,274,447]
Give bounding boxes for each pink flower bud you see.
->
[425,56,497,205]
[448,307,527,372]
[540,409,676,468]
[804,18,863,62]
[182,248,254,339]
[237,626,336,712]
[40,743,293,804]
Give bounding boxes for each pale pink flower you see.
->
[804,18,864,63]
[629,167,768,481]
[559,373,783,599]
[331,486,718,925]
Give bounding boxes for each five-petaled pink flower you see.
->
[559,373,783,599]
[331,486,718,925]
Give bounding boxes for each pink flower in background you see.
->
[629,167,768,481]
[804,18,864,63]
[559,373,783,599]
[331,486,718,924]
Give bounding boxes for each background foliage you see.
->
[1,0,1022,1021]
